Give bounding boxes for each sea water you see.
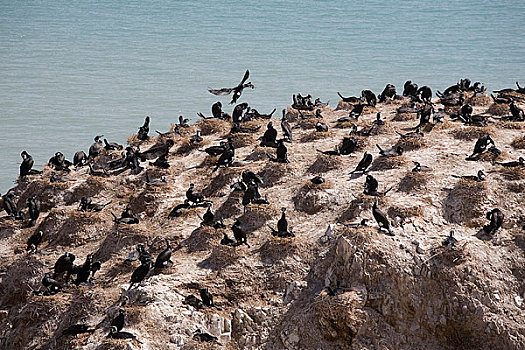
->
[1,0,524,192]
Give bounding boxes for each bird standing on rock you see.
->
[372,200,394,236]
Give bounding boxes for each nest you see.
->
[499,121,525,130]
[477,149,506,162]
[244,147,271,161]
[293,185,333,215]
[364,122,391,136]
[239,203,279,231]
[93,225,147,263]
[203,169,239,197]
[37,209,107,248]
[429,243,469,267]
[427,120,456,131]
[498,166,525,181]
[127,189,159,217]
[258,238,298,265]
[394,136,426,152]
[466,94,492,106]
[486,103,509,116]
[387,205,424,225]
[398,172,429,192]
[450,126,494,141]
[313,291,366,341]
[62,176,107,205]
[196,119,230,136]
[175,139,209,156]
[16,179,60,212]
[197,154,219,168]
[336,195,377,223]
[444,106,461,115]
[215,191,243,219]
[229,133,257,149]
[127,134,158,147]
[369,155,408,171]
[197,245,242,271]
[182,226,222,253]
[307,154,342,174]
[284,107,301,122]
[297,118,322,130]
[300,130,335,142]
[442,179,488,224]
[393,112,418,121]
[0,255,44,307]
[335,101,358,111]
[511,136,525,149]
[257,162,288,188]
[507,181,525,193]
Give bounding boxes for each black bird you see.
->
[88,135,104,160]
[42,272,62,295]
[154,238,172,269]
[361,89,377,106]
[241,169,263,186]
[129,260,153,290]
[379,84,396,102]
[232,102,249,123]
[111,211,139,225]
[137,116,150,141]
[26,230,43,253]
[363,175,378,195]
[281,109,292,142]
[73,151,88,168]
[78,197,111,212]
[372,200,394,236]
[452,170,485,182]
[350,152,373,174]
[319,137,356,156]
[186,183,205,205]
[467,135,494,160]
[260,122,278,147]
[510,100,525,121]
[178,115,190,128]
[71,254,94,285]
[315,121,328,132]
[48,152,72,172]
[149,154,170,169]
[26,196,40,227]
[376,144,403,157]
[201,203,215,226]
[53,252,75,279]
[310,175,325,184]
[412,162,433,172]
[396,127,423,139]
[220,232,235,246]
[200,287,218,309]
[168,201,191,218]
[277,207,288,234]
[417,85,432,103]
[204,141,227,156]
[442,230,458,248]
[107,326,140,341]
[269,139,289,163]
[483,208,504,235]
[373,112,384,125]
[494,157,524,167]
[208,69,254,104]
[403,80,419,98]
[138,139,175,161]
[213,138,235,171]
[2,192,19,218]
[232,220,250,247]
[104,139,123,151]
[59,324,95,338]
[193,329,222,345]
[111,309,125,332]
[20,151,36,181]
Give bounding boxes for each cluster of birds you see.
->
[2,70,525,345]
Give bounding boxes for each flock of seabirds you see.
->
[2,69,525,345]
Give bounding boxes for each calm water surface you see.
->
[1,0,524,191]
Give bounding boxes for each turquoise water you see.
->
[1,0,524,192]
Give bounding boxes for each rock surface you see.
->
[0,96,524,349]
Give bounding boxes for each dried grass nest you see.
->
[196,119,231,136]
[397,171,429,193]
[442,179,488,224]
[511,136,525,149]
[307,153,343,173]
[369,155,408,171]
[450,126,494,141]
[486,103,509,116]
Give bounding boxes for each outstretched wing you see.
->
[208,87,234,96]
[239,69,250,85]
